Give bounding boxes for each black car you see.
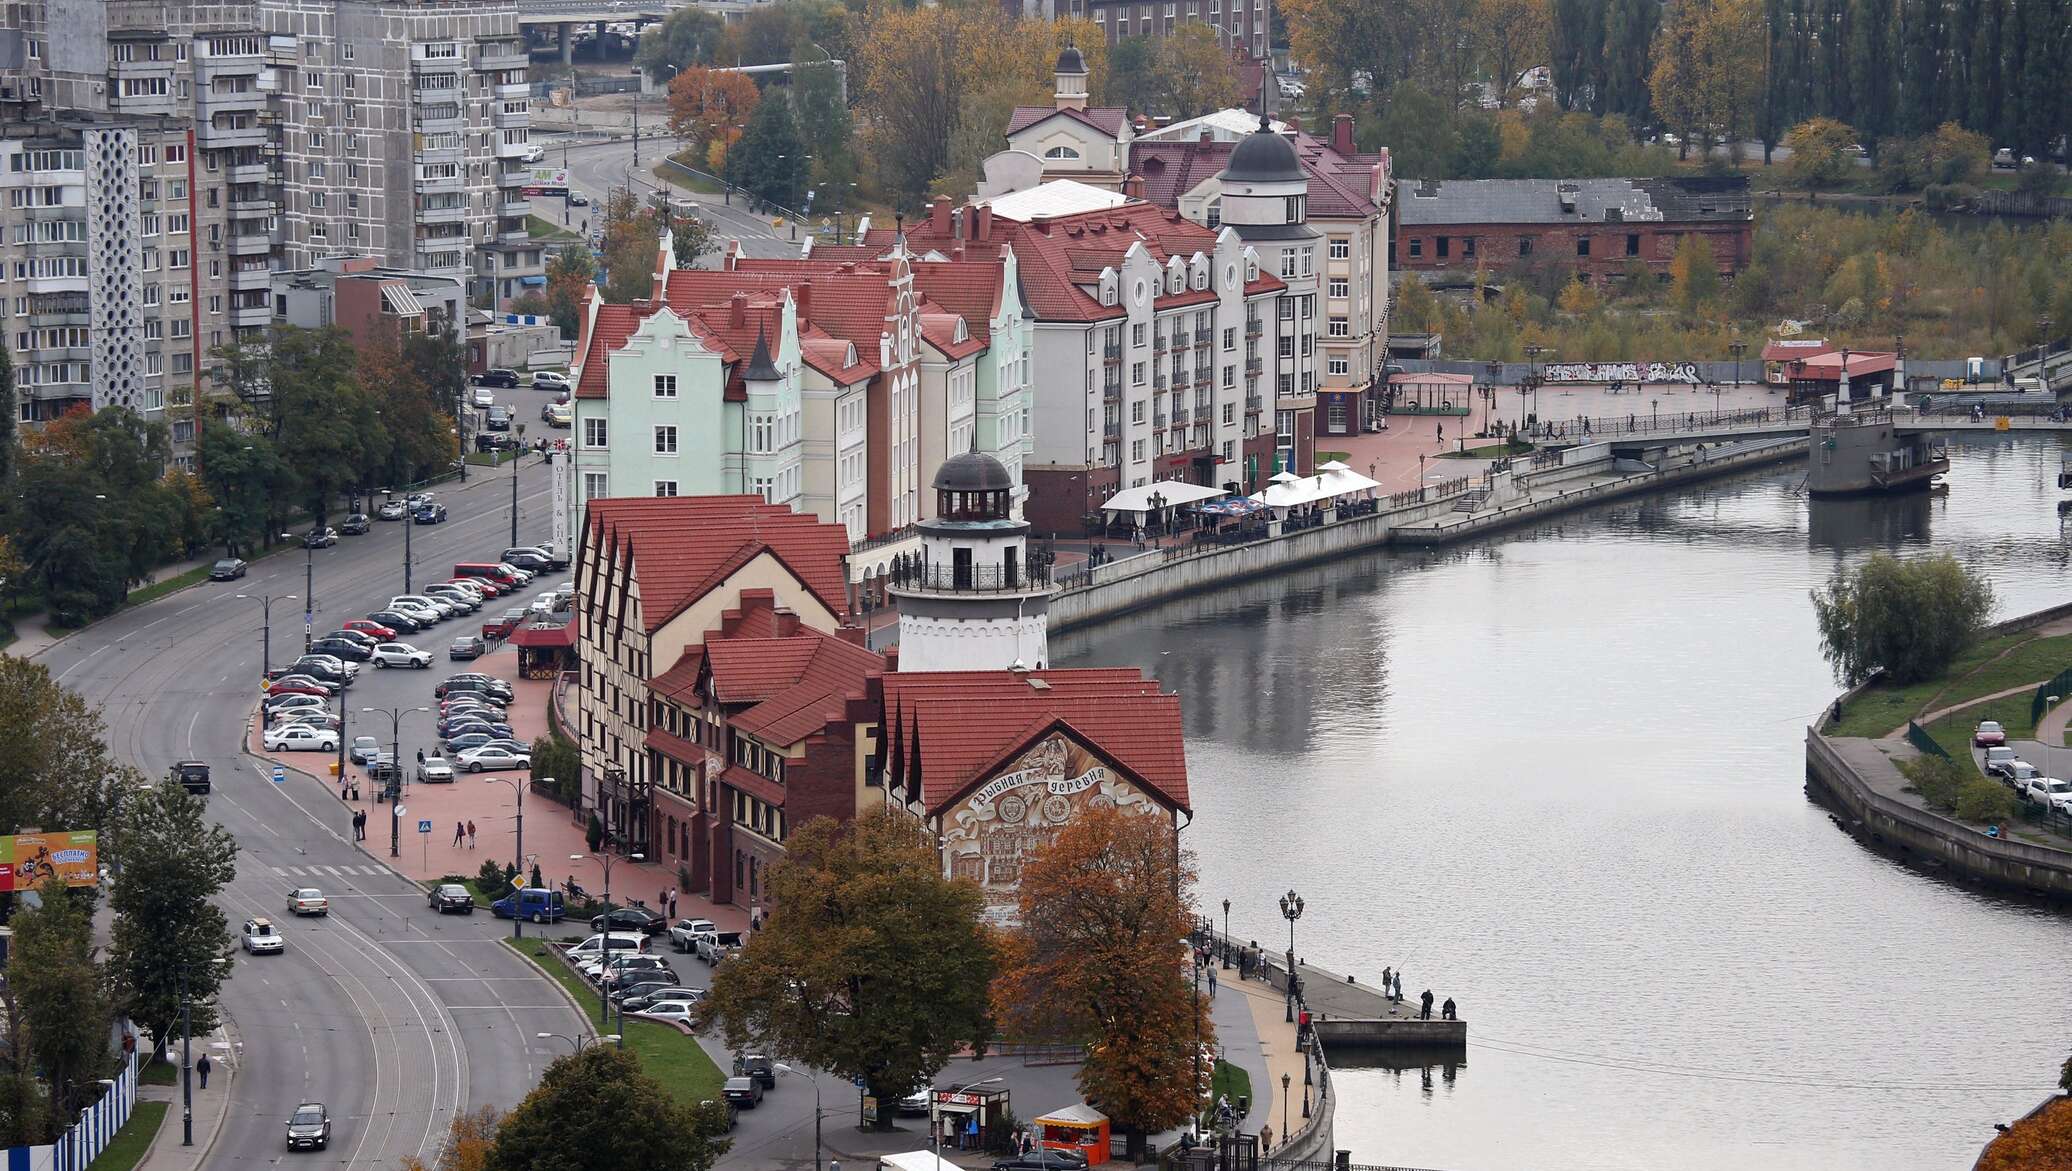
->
[427,883,476,914]
[992,1151,1089,1171]
[369,610,424,634]
[436,677,514,702]
[339,513,372,535]
[722,1077,763,1109]
[484,406,512,432]
[733,1053,776,1089]
[170,760,212,794]
[449,636,487,660]
[503,551,551,573]
[209,558,248,581]
[302,527,339,549]
[309,637,373,662]
[285,1103,330,1151]
[472,369,520,389]
[590,906,668,935]
[414,504,448,525]
[475,432,520,453]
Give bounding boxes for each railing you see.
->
[2034,669,2072,725]
[849,524,917,556]
[1533,404,1812,441]
[1103,420,1120,439]
[1246,359,1263,376]
[1103,342,1121,361]
[1154,373,1168,389]
[888,562,1052,592]
[1904,720,1948,759]
[1246,396,1264,413]
[1245,320,1263,337]
[1195,329,1213,345]
[1154,334,1169,352]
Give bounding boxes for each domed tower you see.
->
[888,449,1055,673]
[1219,115,1320,473]
[1217,114,1311,233]
[1053,40,1089,111]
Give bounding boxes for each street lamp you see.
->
[280,531,316,652]
[1728,340,1747,390]
[364,706,428,857]
[577,850,643,1045]
[1278,888,1304,1023]
[485,775,526,936]
[1221,898,1231,969]
[930,1077,1002,1160]
[1279,1071,1291,1147]
[775,1063,827,1171]
[379,486,413,593]
[536,1031,619,1054]
[1522,344,1551,431]
[235,592,298,679]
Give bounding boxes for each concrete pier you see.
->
[1207,930,1468,1051]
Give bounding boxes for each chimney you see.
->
[1332,114,1355,156]
[976,205,995,241]
[1123,174,1145,200]
[772,607,800,637]
[931,196,951,238]
[1285,116,1301,136]
[951,244,965,260]
[729,291,747,327]
[796,279,812,322]
[883,645,900,672]
[1199,126,1214,144]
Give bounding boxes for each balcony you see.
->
[1102,420,1120,439]
[1196,372,1213,388]
[1153,373,1167,390]
[229,193,275,215]
[498,167,532,188]
[1245,319,1263,337]
[1246,396,1264,413]
[414,103,464,130]
[197,87,266,117]
[502,196,532,217]
[477,43,530,72]
[416,172,465,194]
[201,120,267,149]
[1152,334,1168,352]
[497,80,533,101]
[229,231,273,256]
[230,265,273,292]
[497,225,531,246]
[1194,328,1212,345]
[884,560,1053,595]
[493,137,533,159]
[1102,380,1121,401]
[1102,342,1121,363]
[1245,358,1263,376]
[1153,413,1167,429]
[227,161,272,184]
[231,303,272,328]
[492,106,530,129]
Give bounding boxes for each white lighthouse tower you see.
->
[888,449,1055,672]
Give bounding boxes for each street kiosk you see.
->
[1036,1103,1111,1166]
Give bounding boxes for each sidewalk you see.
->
[1218,969,1306,1140]
[133,1028,234,1171]
[9,549,223,661]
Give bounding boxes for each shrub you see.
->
[477,858,517,895]
[1899,755,1966,811]
[1782,117,1858,188]
[1955,777,2017,824]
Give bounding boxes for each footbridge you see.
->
[1529,403,2072,448]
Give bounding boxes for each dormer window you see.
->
[954,318,969,343]
[845,343,858,367]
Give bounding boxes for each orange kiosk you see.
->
[1035,1104,1110,1166]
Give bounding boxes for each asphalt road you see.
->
[532,135,799,260]
[40,436,587,1169]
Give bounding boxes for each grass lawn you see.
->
[465,449,523,468]
[1438,441,1535,459]
[1200,1058,1251,1127]
[527,214,582,242]
[1828,629,2059,737]
[503,938,726,1106]
[87,1100,168,1171]
[655,155,727,197]
[124,564,212,610]
[138,1058,177,1086]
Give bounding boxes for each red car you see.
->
[266,679,330,698]
[1974,720,2007,747]
[343,618,398,640]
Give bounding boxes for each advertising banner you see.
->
[525,166,570,188]
[0,830,100,891]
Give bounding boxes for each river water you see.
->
[1053,434,2072,1171]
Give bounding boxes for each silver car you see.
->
[457,745,531,772]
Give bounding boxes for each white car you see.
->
[496,563,536,585]
[417,757,456,783]
[286,888,329,916]
[529,593,557,615]
[387,600,443,626]
[242,917,285,954]
[424,586,481,613]
[371,642,434,669]
[471,386,495,409]
[2022,777,2072,815]
[634,999,699,1023]
[668,917,718,952]
[394,594,458,619]
[265,724,340,752]
[456,745,531,772]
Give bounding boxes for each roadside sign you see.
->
[418,820,433,834]
[271,765,286,785]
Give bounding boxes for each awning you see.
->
[1196,496,1268,517]
[1099,480,1226,513]
[1249,466,1383,509]
[519,275,547,287]
[1036,1104,1109,1126]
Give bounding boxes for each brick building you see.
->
[1392,177,1753,284]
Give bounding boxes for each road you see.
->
[38,417,587,1169]
[532,134,799,260]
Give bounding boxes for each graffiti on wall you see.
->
[1542,361,1701,384]
[938,732,1168,926]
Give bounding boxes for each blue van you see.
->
[492,887,566,923]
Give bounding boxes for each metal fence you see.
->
[2031,669,2072,726]
[1,1028,141,1171]
[1905,720,1949,759]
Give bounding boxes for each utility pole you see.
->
[180,962,192,1146]
[511,447,522,547]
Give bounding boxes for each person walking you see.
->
[453,820,465,847]
[416,748,425,766]
[668,890,678,919]
[196,1053,213,1089]
[467,820,478,849]
[1207,963,1218,996]
[1420,989,1434,1020]
[1442,997,1457,1020]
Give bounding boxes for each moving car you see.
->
[722,1077,764,1109]
[532,371,571,391]
[285,1103,331,1151]
[590,905,667,935]
[542,402,572,428]
[416,757,456,784]
[170,760,212,794]
[733,1053,776,1088]
[302,526,339,549]
[349,736,382,765]
[473,368,520,389]
[339,513,372,535]
[485,405,512,431]
[456,744,530,772]
[415,504,449,525]
[1975,720,2007,747]
[286,888,330,916]
[428,883,475,913]
[377,501,408,521]
[265,724,340,752]
[242,917,285,954]
[371,642,434,669]
[992,1151,1089,1171]
[449,636,488,660]
[209,558,248,581]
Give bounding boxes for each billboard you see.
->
[525,165,570,188]
[0,831,101,891]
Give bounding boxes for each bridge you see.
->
[1527,403,2072,448]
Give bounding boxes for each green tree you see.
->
[528,734,581,805]
[700,809,995,1128]
[636,6,724,84]
[1782,116,1859,186]
[107,785,237,1057]
[485,1044,729,1171]
[792,53,857,218]
[1669,233,1722,314]
[601,189,659,304]
[1103,36,1161,112]
[726,91,808,212]
[9,877,111,1119]
[1154,26,1244,119]
[1810,552,1995,685]
[0,981,52,1146]
[545,246,597,339]
[262,327,376,523]
[1372,84,1459,178]
[670,211,714,270]
[196,421,290,556]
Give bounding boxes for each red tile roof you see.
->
[719,762,788,807]
[649,645,707,703]
[574,303,657,400]
[701,631,882,746]
[1006,105,1129,138]
[881,669,1189,813]
[645,725,703,766]
[1130,133,1385,220]
[584,496,852,633]
[507,616,577,648]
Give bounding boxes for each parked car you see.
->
[1998,761,2042,789]
[564,932,645,964]
[302,526,339,549]
[437,676,514,702]
[1975,720,2008,747]
[483,611,526,640]
[599,955,679,989]
[620,985,704,1012]
[722,1077,764,1109]
[636,999,700,1024]
[286,888,330,916]
[277,713,342,734]
[532,371,571,391]
[265,724,340,752]
[668,918,718,953]
[543,402,572,428]
[503,548,553,572]
[377,501,409,521]
[424,585,481,613]
[416,757,456,784]
[310,637,374,662]
[343,618,398,640]
[348,736,382,765]
[209,557,248,581]
[733,1053,776,1088]
[457,744,530,772]
[695,930,744,964]
[476,432,521,453]
[992,1150,1089,1171]
[242,917,285,954]
[415,504,449,525]
[265,676,336,698]
[371,642,434,669]
[285,1103,331,1151]
[428,883,475,913]
[339,513,372,535]
[591,906,668,935]
[1986,753,2035,781]
[2022,776,2072,814]
[263,695,328,723]
[473,368,520,389]
[449,636,488,660]
[369,610,424,634]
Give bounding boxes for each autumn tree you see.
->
[994,808,1209,1160]
[600,188,658,304]
[1782,116,1859,186]
[0,341,14,484]
[1155,26,1243,119]
[1281,0,1407,101]
[0,659,132,849]
[1669,234,1721,314]
[1695,0,1765,163]
[486,1046,728,1171]
[666,67,760,166]
[401,1106,503,1171]
[856,4,963,206]
[544,246,596,339]
[1649,0,1702,158]
[699,809,995,1129]
[1478,0,1550,107]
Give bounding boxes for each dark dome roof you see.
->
[934,449,1015,493]
[1222,118,1303,184]
[1055,44,1087,75]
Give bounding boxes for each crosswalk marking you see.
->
[268,862,391,878]
[270,866,289,876]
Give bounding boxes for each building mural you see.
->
[938,731,1165,926]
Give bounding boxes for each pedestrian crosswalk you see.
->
[269,863,391,878]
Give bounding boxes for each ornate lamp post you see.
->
[1279,888,1303,1023]
[1221,898,1231,969]
[1279,1072,1291,1146]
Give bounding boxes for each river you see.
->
[1053,434,2072,1171]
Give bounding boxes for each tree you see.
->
[1695,0,1766,163]
[600,189,659,304]
[1649,0,1702,157]
[1155,26,1244,119]
[993,808,1209,1160]
[670,211,714,269]
[0,648,132,848]
[792,54,857,217]
[107,785,237,1056]
[9,878,110,1120]
[401,1106,503,1171]
[196,421,289,556]
[1103,36,1162,113]
[0,341,15,485]
[264,327,378,524]
[1281,0,1407,102]
[636,6,723,84]
[727,90,808,212]
[700,809,995,1127]
[528,734,581,805]
[1479,0,1551,107]
[666,67,760,159]
[544,246,596,340]
[1782,116,1859,186]
[1669,233,1721,313]
[856,4,968,207]
[485,1044,729,1171]
[1810,552,1995,685]
[0,980,52,1147]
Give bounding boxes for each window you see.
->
[1329,238,1350,260]
[1626,233,1641,257]
[1222,364,1235,388]
[1278,337,1294,358]
[1408,238,1423,258]
[654,480,678,497]
[1205,198,1220,228]
[583,472,608,499]
[1328,279,1348,298]
[1329,357,1350,375]
[1043,146,1081,160]
[583,417,608,449]
[1437,236,1450,259]
[653,373,676,398]
[1131,361,1145,387]
[1222,402,1235,424]
[1131,400,1145,423]
[653,425,677,454]
[1463,237,1477,258]
[1518,237,1533,257]
[1576,236,1591,257]
[1222,326,1235,351]
[1328,316,1349,337]
[1132,323,1146,347]
[1280,250,1297,278]
[1130,439,1145,462]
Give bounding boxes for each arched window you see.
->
[1044,146,1081,160]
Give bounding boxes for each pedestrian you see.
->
[196,1052,212,1089]
[467,820,477,849]
[668,890,678,919]
[359,810,368,841]
[1207,964,1218,996]
[1022,1132,1034,1156]
[1420,989,1434,1020]
[1442,997,1456,1020]
[750,904,764,932]
[660,887,669,910]
[1260,1123,1273,1151]
[1382,965,1392,995]
[1436,421,1443,442]
[453,820,465,847]
[122,1032,136,1058]
[417,748,425,765]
